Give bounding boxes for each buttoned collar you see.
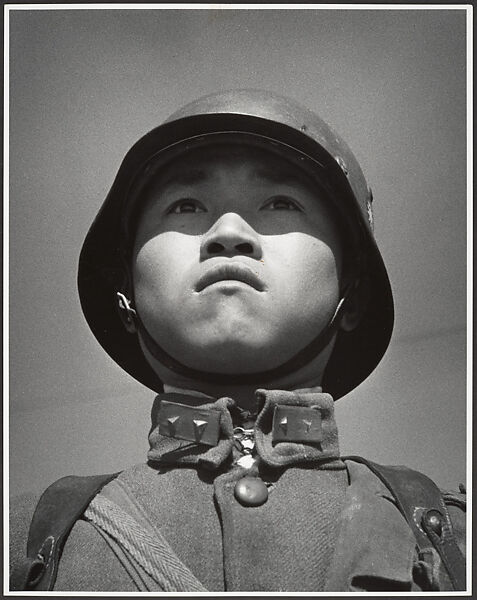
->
[148,388,342,471]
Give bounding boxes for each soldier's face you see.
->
[132,144,343,375]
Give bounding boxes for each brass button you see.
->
[234,477,268,507]
[422,509,443,536]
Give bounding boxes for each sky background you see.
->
[8,7,468,496]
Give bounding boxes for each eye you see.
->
[167,198,207,214]
[262,195,303,211]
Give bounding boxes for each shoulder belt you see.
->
[10,472,120,591]
[344,456,466,590]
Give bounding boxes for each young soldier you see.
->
[10,90,466,592]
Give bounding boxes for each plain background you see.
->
[8,7,468,496]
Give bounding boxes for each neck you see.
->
[152,354,330,411]
[138,332,337,410]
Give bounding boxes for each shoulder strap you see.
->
[344,455,466,590]
[10,472,120,591]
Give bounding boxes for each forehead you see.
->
[143,142,320,192]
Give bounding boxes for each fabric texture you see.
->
[84,492,206,591]
[254,388,342,468]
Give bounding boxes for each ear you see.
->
[116,291,138,334]
[339,279,369,333]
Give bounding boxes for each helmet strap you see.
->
[119,283,354,386]
[116,292,138,333]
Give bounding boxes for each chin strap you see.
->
[117,284,354,386]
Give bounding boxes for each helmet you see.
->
[78,89,393,399]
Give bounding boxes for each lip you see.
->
[195,262,266,292]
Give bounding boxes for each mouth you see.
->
[195,262,266,292]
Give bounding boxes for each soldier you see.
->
[10,90,466,592]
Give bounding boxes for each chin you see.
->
[174,331,295,374]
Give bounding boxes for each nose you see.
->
[200,212,262,260]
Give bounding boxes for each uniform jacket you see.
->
[9,389,466,592]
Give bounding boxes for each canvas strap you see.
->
[344,456,466,590]
[10,472,119,591]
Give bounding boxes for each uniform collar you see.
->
[148,388,342,471]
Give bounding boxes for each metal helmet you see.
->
[78,89,393,399]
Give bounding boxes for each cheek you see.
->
[266,234,340,292]
[133,232,197,295]
[303,241,340,289]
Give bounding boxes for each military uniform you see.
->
[10,389,465,591]
[9,91,467,591]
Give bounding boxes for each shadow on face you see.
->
[132,143,346,263]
